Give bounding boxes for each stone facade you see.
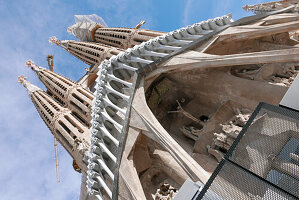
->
[94,28,164,49]
[243,0,299,14]
[49,37,123,66]
[18,76,89,172]
[19,2,299,200]
[26,60,93,127]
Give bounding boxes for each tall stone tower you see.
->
[19,3,299,200]
[48,24,165,92]
[18,75,89,172]
[67,20,164,49]
[49,37,123,67]
[26,60,93,127]
[19,17,165,191]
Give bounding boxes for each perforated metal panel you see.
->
[198,103,299,200]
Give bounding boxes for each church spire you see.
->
[18,75,89,172]
[18,75,42,95]
[67,21,165,49]
[93,27,164,49]
[49,36,123,66]
[25,60,93,127]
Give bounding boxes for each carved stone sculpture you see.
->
[19,2,299,200]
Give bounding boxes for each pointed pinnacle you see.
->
[17,75,27,84]
[18,75,41,94]
[25,60,42,72]
[49,36,61,46]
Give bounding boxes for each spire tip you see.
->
[17,75,27,84]
[18,75,41,94]
[25,60,34,67]
[49,36,61,46]
[25,60,41,72]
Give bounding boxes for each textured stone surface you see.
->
[20,4,299,200]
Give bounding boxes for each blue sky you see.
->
[0,0,263,199]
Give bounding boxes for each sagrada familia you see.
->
[18,1,299,199]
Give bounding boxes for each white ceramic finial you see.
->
[49,36,61,46]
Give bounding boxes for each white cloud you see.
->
[0,0,156,198]
[183,0,193,26]
[1,0,268,199]
[0,1,83,199]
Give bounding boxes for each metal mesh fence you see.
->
[198,102,299,200]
